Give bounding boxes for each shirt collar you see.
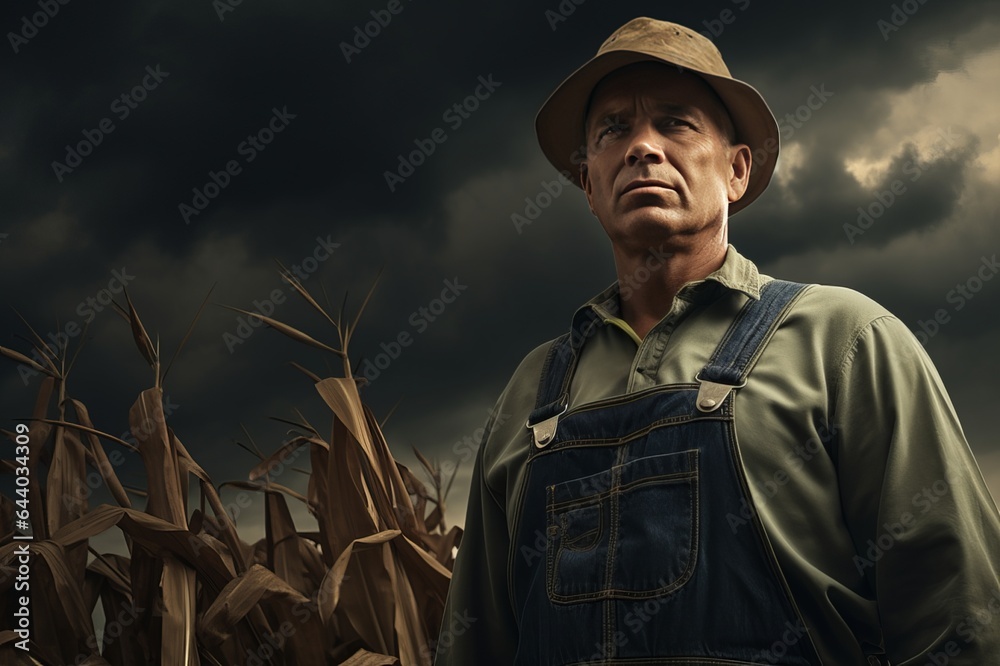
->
[570,244,764,335]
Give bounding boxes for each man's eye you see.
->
[598,123,625,138]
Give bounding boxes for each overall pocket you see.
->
[546,449,699,603]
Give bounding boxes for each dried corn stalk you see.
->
[0,273,461,665]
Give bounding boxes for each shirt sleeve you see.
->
[832,314,1000,664]
[433,409,518,665]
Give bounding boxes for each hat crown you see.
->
[598,18,732,79]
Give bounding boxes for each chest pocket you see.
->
[545,448,699,603]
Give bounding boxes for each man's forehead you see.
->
[590,65,712,105]
[590,100,702,121]
[584,63,729,127]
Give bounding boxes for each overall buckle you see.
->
[526,402,568,449]
[694,372,746,413]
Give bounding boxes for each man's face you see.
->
[580,62,750,249]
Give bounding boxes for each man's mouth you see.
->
[620,179,675,196]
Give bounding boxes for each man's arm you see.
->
[833,314,1000,663]
[433,411,518,665]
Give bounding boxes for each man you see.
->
[435,17,1000,665]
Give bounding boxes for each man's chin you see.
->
[604,208,723,246]
[615,207,691,231]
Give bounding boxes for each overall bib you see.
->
[510,280,824,665]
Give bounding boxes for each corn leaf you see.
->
[69,399,132,509]
[122,289,157,368]
[318,530,400,651]
[129,388,185,526]
[0,345,57,377]
[198,564,309,646]
[159,554,199,665]
[217,305,343,356]
[341,648,400,665]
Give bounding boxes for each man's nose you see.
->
[625,121,666,166]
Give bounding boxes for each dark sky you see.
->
[2,0,999,548]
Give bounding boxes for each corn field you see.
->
[0,268,462,665]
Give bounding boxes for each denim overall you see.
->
[511,280,826,665]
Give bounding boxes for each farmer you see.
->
[434,17,1000,665]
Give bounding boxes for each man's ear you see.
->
[580,161,596,215]
[727,143,752,204]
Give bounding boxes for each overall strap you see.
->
[697,279,892,665]
[526,279,810,444]
[694,279,809,413]
[525,309,602,448]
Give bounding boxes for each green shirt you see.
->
[437,245,1000,665]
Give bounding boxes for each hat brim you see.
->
[534,50,779,216]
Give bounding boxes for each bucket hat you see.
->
[535,17,779,215]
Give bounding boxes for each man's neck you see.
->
[612,238,729,341]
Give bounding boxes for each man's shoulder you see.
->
[477,336,564,493]
[489,336,563,417]
[780,280,897,330]
[771,280,918,363]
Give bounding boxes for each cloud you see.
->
[2,1,999,534]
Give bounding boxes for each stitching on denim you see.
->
[546,451,700,605]
[534,334,570,413]
[564,383,702,416]
[550,471,697,511]
[606,447,625,661]
[542,414,730,454]
[736,283,812,382]
[559,503,603,553]
[725,414,822,663]
[545,483,557,599]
